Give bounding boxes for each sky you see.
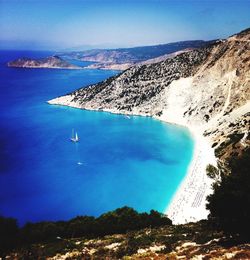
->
[0,0,249,50]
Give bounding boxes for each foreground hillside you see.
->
[4,221,250,259]
[2,206,250,259]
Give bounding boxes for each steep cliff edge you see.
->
[48,29,250,223]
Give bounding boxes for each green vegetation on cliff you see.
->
[0,207,171,256]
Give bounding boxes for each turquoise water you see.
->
[0,50,194,225]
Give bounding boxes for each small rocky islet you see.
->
[7,55,81,69]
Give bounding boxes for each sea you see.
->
[0,50,194,225]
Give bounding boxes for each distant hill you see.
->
[7,40,213,71]
[59,40,213,69]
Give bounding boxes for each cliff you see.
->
[49,29,249,158]
[7,55,80,69]
[48,28,250,223]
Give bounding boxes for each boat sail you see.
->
[70,129,79,142]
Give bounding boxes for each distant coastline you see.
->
[7,40,211,71]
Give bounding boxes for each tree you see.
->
[206,148,250,237]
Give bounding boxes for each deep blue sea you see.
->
[0,50,194,225]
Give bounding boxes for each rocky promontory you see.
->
[7,55,81,69]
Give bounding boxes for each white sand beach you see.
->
[165,129,216,224]
[165,102,250,224]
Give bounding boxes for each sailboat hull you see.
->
[70,138,79,142]
[70,129,79,142]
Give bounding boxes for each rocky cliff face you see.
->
[49,29,250,164]
[8,55,80,69]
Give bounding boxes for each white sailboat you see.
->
[70,129,79,142]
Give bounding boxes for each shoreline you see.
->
[154,111,217,224]
[48,98,217,224]
[164,129,216,224]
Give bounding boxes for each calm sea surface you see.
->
[0,50,194,225]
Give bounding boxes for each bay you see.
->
[0,50,194,225]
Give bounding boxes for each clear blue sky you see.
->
[0,0,249,50]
